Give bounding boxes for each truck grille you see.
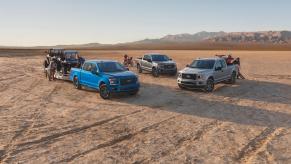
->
[164,65,175,69]
[120,77,137,86]
[182,74,197,80]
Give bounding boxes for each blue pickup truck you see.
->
[70,60,140,99]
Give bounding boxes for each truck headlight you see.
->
[109,78,118,85]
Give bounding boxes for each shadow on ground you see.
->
[110,79,291,128]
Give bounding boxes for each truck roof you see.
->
[144,53,165,56]
[86,60,118,63]
[196,57,223,61]
[64,50,78,53]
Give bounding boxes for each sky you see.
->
[0,0,290,46]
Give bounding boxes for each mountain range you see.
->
[2,31,291,50]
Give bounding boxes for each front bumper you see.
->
[109,83,140,93]
[177,78,207,88]
[158,67,177,74]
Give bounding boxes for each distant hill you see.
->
[160,31,227,42]
[1,31,291,50]
[133,31,226,43]
[97,31,291,50]
[209,31,291,44]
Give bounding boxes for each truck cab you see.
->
[70,60,140,99]
[177,57,238,92]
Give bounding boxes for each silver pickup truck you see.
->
[135,53,177,77]
[177,57,238,92]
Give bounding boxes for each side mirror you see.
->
[169,58,172,61]
[91,70,99,75]
[186,64,190,67]
[147,59,152,63]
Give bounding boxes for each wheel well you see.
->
[99,81,105,87]
[208,76,214,80]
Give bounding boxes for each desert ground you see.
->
[0,49,291,164]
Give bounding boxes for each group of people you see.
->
[216,54,245,79]
[44,55,58,81]
[123,54,134,67]
[43,51,85,81]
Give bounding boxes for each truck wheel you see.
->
[178,84,185,89]
[152,68,159,77]
[171,69,177,76]
[73,76,81,89]
[99,84,111,99]
[229,72,237,84]
[137,64,142,73]
[205,78,214,92]
[129,89,139,95]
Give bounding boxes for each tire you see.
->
[229,72,237,84]
[205,78,214,92]
[171,69,177,76]
[99,84,111,99]
[129,89,139,95]
[152,67,159,77]
[137,64,142,73]
[178,84,185,89]
[48,70,52,81]
[73,76,81,89]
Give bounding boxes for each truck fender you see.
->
[98,81,105,88]
[70,73,78,81]
[207,76,214,83]
[208,76,214,80]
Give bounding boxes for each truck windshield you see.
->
[189,60,215,69]
[98,62,127,73]
[151,55,169,61]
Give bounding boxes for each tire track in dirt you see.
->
[253,74,291,80]
[6,78,42,106]
[141,120,223,163]
[0,75,26,82]
[0,109,144,163]
[58,116,177,163]
[0,76,29,93]
[0,84,59,163]
[236,127,284,163]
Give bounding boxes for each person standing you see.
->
[234,57,245,79]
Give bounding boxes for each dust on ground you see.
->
[0,50,291,163]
